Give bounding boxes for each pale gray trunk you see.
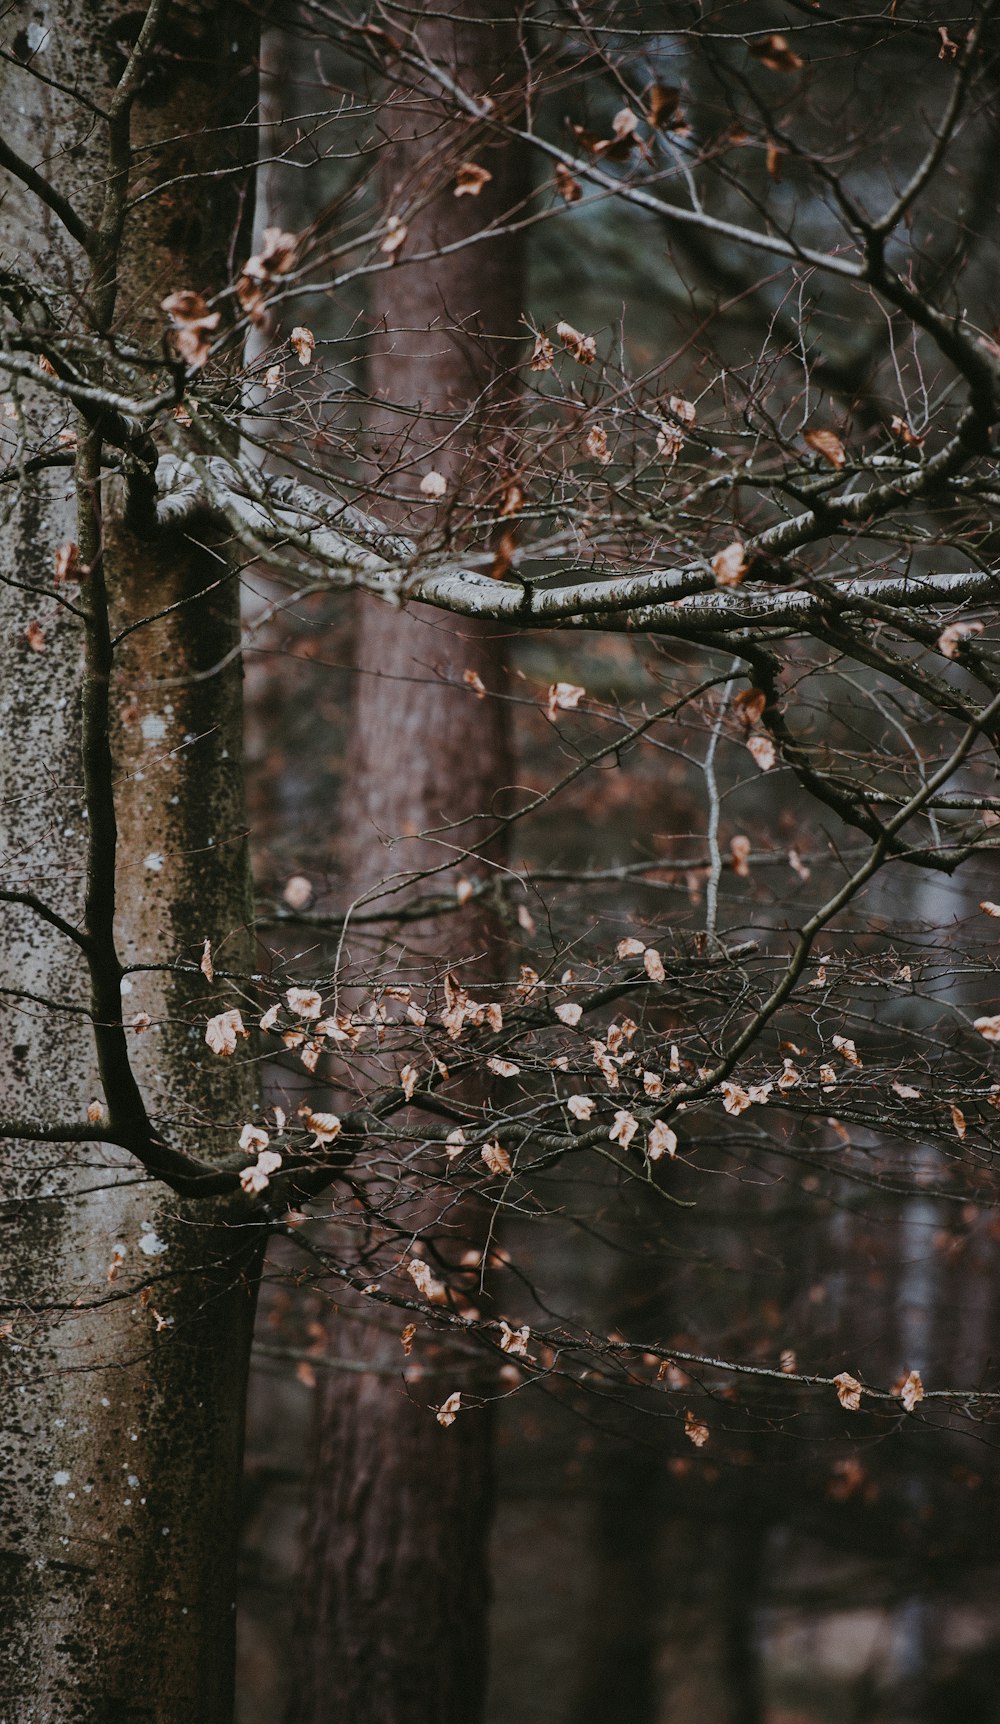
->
[0,6,261,1718]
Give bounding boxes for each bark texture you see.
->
[290,7,526,1720]
[0,6,261,1719]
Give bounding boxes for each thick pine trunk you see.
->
[0,7,261,1718]
[290,8,526,1720]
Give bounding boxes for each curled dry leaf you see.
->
[54,542,79,583]
[655,422,684,461]
[445,1128,466,1160]
[499,1320,530,1356]
[646,82,680,130]
[482,1139,513,1177]
[555,1001,583,1027]
[721,1081,751,1115]
[833,1371,863,1411]
[283,873,313,910]
[643,1070,663,1097]
[555,320,597,364]
[454,161,492,196]
[890,414,923,446]
[668,395,696,427]
[609,1109,639,1150]
[243,226,298,282]
[832,1034,862,1067]
[554,162,582,203]
[780,1349,797,1374]
[750,33,804,72]
[746,734,777,772]
[400,1323,416,1357]
[490,528,517,581]
[264,364,283,395]
[803,427,846,468]
[530,332,554,371]
[399,1063,419,1101]
[892,1080,921,1100]
[611,108,639,143]
[585,424,611,464]
[87,1099,105,1124]
[647,1120,677,1161]
[617,937,646,959]
[499,479,524,517]
[259,1003,279,1032]
[730,835,752,878]
[456,878,474,906]
[161,290,221,369]
[592,1041,620,1089]
[419,469,447,499]
[778,1058,801,1090]
[684,1409,709,1447]
[199,938,214,982]
[643,947,665,982]
[712,541,748,587]
[305,1110,342,1147]
[238,1124,270,1154]
[239,1148,282,1194]
[820,1064,837,1088]
[980,901,1000,918]
[898,1368,925,1413]
[547,681,586,718]
[463,668,487,699]
[407,1258,447,1304]
[938,619,984,659]
[568,1094,595,1120]
[436,1391,462,1428]
[238,228,297,319]
[488,1057,520,1078]
[951,1103,967,1139]
[974,1014,1000,1042]
[734,688,767,729]
[286,987,322,1019]
[380,215,407,255]
[25,621,45,653]
[205,1008,247,1056]
[290,325,315,366]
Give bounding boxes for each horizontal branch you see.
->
[149,452,1000,639]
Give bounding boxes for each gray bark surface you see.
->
[0,6,261,1718]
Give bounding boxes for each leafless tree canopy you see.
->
[3,2,1000,1719]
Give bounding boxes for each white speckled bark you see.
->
[0,7,261,1719]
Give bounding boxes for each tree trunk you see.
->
[290,8,526,1721]
[0,7,261,1718]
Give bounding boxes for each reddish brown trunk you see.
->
[290,8,526,1720]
